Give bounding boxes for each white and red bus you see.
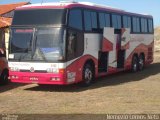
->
[9,1,154,86]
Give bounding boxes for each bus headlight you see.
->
[10,67,20,72]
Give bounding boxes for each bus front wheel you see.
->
[81,64,94,87]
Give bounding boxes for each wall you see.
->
[5,28,9,59]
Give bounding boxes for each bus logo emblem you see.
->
[30,67,35,72]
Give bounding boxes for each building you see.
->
[0,2,30,58]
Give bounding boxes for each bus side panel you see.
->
[65,33,101,84]
[66,55,98,84]
[124,34,154,69]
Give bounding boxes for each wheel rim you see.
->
[133,58,137,72]
[84,68,93,84]
[139,58,144,70]
[133,62,137,71]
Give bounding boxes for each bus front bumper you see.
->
[9,71,67,85]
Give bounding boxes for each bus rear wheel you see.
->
[81,64,94,87]
[131,56,138,72]
[0,69,9,85]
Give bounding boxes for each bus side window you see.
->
[112,14,121,29]
[84,10,98,32]
[99,13,110,31]
[68,9,83,30]
[123,16,131,29]
[67,31,77,60]
[148,19,153,33]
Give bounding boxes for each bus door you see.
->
[118,28,130,68]
[66,28,84,83]
[99,27,115,73]
[116,28,130,68]
[115,29,124,69]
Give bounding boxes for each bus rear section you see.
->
[9,2,154,86]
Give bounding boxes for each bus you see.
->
[8,1,154,86]
[0,48,9,85]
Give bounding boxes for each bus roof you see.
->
[16,1,153,18]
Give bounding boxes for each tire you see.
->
[81,64,94,87]
[138,55,145,71]
[131,56,138,72]
[0,68,9,85]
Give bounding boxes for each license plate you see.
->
[30,77,39,81]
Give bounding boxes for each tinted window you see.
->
[12,9,66,25]
[99,13,110,29]
[10,28,65,62]
[69,9,83,30]
[84,10,98,31]
[10,29,33,53]
[123,16,131,28]
[91,12,98,29]
[105,14,110,27]
[144,19,148,32]
[148,19,153,33]
[132,17,137,32]
[132,17,140,33]
[141,18,148,33]
[99,13,105,29]
[137,18,140,32]
[112,14,121,29]
[67,30,84,60]
[84,11,92,31]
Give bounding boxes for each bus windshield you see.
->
[9,27,65,62]
[12,9,66,25]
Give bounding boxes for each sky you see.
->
[0,0,159,27]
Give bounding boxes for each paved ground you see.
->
[0,52,160,114]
